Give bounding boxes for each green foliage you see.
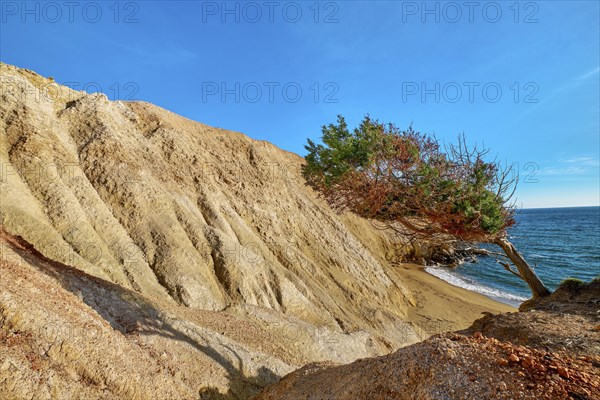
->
[559,277,586,291]
[454,181,505,234]
[304,115,385,186]
[303,115,513,241]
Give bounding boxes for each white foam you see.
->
[425,266,528,306]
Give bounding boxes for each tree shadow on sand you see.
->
[4,231,280,399]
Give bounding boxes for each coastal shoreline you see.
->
[394,263,516,337]
[424,264,527,308]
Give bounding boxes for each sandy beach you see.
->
[395,264,516,336]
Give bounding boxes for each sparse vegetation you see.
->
[559,277,586,291]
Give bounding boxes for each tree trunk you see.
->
[494,237,551,298]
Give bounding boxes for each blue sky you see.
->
[1,1,598,208]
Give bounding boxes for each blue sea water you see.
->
[426,206,600,306]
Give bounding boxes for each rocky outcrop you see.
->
[254,332,599,400]
[255,282,600,400]
[465,279,600,356]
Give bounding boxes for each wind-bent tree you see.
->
[303,115,550,298]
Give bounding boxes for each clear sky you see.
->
[1,1,598,208]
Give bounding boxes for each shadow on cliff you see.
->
[1,229,279,399]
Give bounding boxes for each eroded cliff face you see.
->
[0,62,426,370]
[0,63,433,398]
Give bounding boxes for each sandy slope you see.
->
[0,62,419,350]
[0,228,294,399]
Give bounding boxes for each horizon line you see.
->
[520,205,600,210]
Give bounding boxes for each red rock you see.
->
[509,354,520,363]
[498,358,509,366]
[557,366,570,379]
[536,364,547,373]
[521,357,534,368]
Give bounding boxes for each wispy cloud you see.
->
[563,157,600,167]
[540,156,600,176]
[539,166,587,176]
[516,66,599,120]
[577,67,600,81]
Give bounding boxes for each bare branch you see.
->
[498,260,524,279]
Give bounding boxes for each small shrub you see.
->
[559,277,585,291]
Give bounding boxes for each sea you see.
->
[425,206,600,307]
